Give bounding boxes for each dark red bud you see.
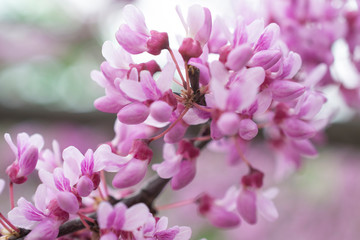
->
[147,30,169,55]
[179,38,203,62]
[130,139,153,161]
[177,140,200,160]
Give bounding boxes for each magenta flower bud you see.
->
[171,160,196,190]
[241,168,264,188]
[129,139,153,161]
[247,49,282,70]
[112,158,148,188]
[271,80,305,102]
[236,188,257,224]
[77,175,94,197]
[283,118,316,139]
[177,140,200,160]
[150,101,173,122]
[144,60,161,75]
[225,45,253,71]
[179,37,203,62]
[217,112,240,136]
[239,119,258,140]
[117,102,150,124]
[56,191,79,214]
[146,30,169,55]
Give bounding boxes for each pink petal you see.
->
[56,191,79,214]
[164,121,188,143]
[195,7,212,46]
[102,41,132,69]
[226,45,253,71]
[113,203,127,230]
[97,202,114,229]
[112,159,148,188]
[122,5,149,35]
[171,160,196,190]
[210,119,224,140]
[282,118,316,139]
[4,133,17,155]
[94,95,123,114]
[207,205,241,228]
[254,23,280,52]
[279,51,302,79]
[239,119,258,140]
[187,5,205,38]
[140,71,162,100]
[248,49,282,70]
[257,193,278,222]
[291,139,318,157]
[217,112,240,136]
[100,232,118,240]
[174,226,192,240]
[271,80,305,102]
[152,155,182,179]
[18,146,38,177]
[117,103,150,125]
[236,188,257,224]
[8,207,37,229]
[25,219,60,240]
[123,203,149,231]
[182,108,209,125]
[77,176,94,197]
[116,24,148,54]
[150,101,173,122]
[53,168,71,192]
[18,197,45,221]
[119,80,147,102]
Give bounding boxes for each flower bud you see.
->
[239,119,258,140]
[117,102,150,125]
[179,38,203,62]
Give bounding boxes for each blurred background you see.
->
[0,0,360,239]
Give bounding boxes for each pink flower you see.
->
[104,140,153,189]
[8,184,68,239]
[197,191,241,228]
[176,4,212,61]
[116,5,169,55]
[4,133,44,184]
[153,140,199,190]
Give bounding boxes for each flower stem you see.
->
[233,137,252,168]
[149,107,189,142]
[9,181,14,210]
[0,212,19,233]
[156,198,196,211]
[168,48,187,88]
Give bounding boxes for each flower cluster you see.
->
[3,1,357,239]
